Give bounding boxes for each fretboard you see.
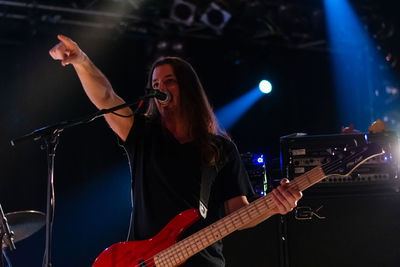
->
[153,166,326,267]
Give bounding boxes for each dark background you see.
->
[0,0,399,266]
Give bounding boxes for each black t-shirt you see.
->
[120,114,254,266]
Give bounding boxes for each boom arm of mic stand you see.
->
[10,98,145,147]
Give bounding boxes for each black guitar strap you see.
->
[199,154,228,219]
[199,165,217,219]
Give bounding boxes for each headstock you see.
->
[321,142,385,177]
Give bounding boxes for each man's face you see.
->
[152,64,180,115]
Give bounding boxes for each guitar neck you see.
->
[154,166,326,266]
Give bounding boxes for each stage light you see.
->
[170,0,196,26]
[257,157,264,164]
[324,0,398,132]
[216,88,263,130]
[259,80,272,94]
[200,2,231,34]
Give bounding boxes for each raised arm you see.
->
[49,34,133,141]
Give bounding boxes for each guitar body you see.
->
[93,209,200,267]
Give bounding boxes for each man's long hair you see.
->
[145,56,229,165]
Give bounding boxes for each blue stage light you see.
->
[257,157,264,163]
[215,88,263,130]
[324,0,398,131]
[259,80,272,94]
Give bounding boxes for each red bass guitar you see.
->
[93,143,384,267]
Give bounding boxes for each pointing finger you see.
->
[57,34,76,48]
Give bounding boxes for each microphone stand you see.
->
[0,203,15,267]
[10,91,156,267]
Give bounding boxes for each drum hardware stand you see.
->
[0,204,15,267]
[10,91,158,267]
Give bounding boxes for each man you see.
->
[49,35,302,266]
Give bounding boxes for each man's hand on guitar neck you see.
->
[237,178,302,230]
[272,178,302,215]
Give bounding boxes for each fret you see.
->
[168,247,178,263]
[229,215,239,229]
[293,167,325,191]
[172,250,179,266]
[229,224,235,232]
[176,241,191,260]
[204,231,214,245]
[262,196,271,210]
[193,236,202,251]
[201,235,210,246]
[252,203,262,215]
[166,253,174,267]
[197,236,206,247]
[203,230,212,244]
[180,247,188,258]
[289,179,301,192]
[247,204,259,218]
[201,228,214,244]
[237,212,246,225]
[238,211,251,227]
[159,250,168,266]
[218,220,230,235]
[175,255,182,266]
[182,239,194,255]
[304,172,313,186]
[183,240,191,257]
[254,200,265,216]
[163,245,179,266]
[209,224,220,240]
[212,222,224,237]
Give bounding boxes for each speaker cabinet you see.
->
[285,192,400,267]
[223,216,282,267]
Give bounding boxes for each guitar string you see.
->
[288,148,370,191]
[134,150,377,267]
[290,149,382,192]
[322,148,372,174]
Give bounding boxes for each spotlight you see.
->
[259,80,272,94]
[172,42,183,51]
[156,41,168,50]
[200,2,231,34]
[170,0,196,26]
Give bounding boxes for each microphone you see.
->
[146,89,172,104]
